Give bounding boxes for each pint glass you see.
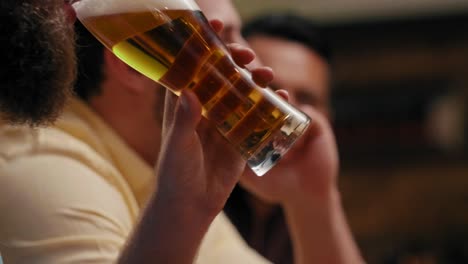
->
[72,0,311,176]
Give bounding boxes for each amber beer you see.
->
[73,1,310,176]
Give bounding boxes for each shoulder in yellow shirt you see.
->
[0,98,269,264]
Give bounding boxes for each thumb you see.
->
[168,89,202,148]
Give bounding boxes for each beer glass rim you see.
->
[71,0,202,18]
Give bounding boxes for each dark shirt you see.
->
[224,185,294,264]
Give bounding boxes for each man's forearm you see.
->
[118,194,214,264]
[284,190,364,264]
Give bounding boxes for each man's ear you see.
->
[103,49,147,94]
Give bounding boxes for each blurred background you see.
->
[236,0,468,263]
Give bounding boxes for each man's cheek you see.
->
[63,3,77,23]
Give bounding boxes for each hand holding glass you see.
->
[72,0,311,176]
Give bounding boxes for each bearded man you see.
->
[0,0,77,125]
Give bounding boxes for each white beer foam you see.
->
[73,0,200,18]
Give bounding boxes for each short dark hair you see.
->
[242,14,331,64]
[73,22,106,101]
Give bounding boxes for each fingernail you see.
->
[180,90,189,112]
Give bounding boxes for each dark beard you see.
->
[0,0,76,125]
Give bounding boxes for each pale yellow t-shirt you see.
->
[0,99,269,264]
